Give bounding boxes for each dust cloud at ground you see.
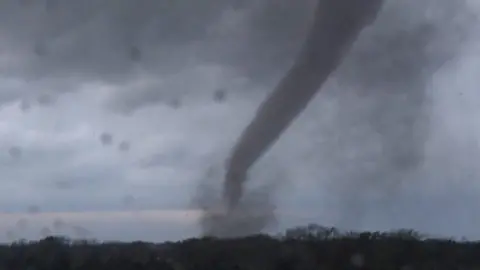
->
[192,152,288,238]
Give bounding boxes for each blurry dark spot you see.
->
[34,42,47,56]
[122,194,135,207]
[8,146,22,159]
[100,132,113,146]
[27,205,40,214]
[36,93,55,106]
[20,99,31,112]
[54,180,72,190]
[15,218,28,231]
[40,227,52,238]
[168,98,182,109]
[128,46,141,62]
[213,89,227,103]
[118,140,130,152]
[53,218,66,231]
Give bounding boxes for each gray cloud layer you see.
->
[0,0,478,242]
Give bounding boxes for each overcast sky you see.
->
[0,0,479,243]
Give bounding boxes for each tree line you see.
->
[1,224,479,270]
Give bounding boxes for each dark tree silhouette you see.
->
[0,225,478,269]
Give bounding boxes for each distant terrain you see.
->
[1,224,479,270]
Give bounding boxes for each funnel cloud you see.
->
[200,0,385,237]
[199,0,475,237]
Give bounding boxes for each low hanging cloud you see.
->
[0,0,317,111]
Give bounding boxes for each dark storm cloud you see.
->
[0,0,239,80]
[5,0,470,116]
[0,0,477,241]
[1,0,472,92]
[0,0,318,111]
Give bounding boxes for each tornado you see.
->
[222,0,385,210]
[198,0,473,237]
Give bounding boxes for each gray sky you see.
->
[0,0,479,242]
